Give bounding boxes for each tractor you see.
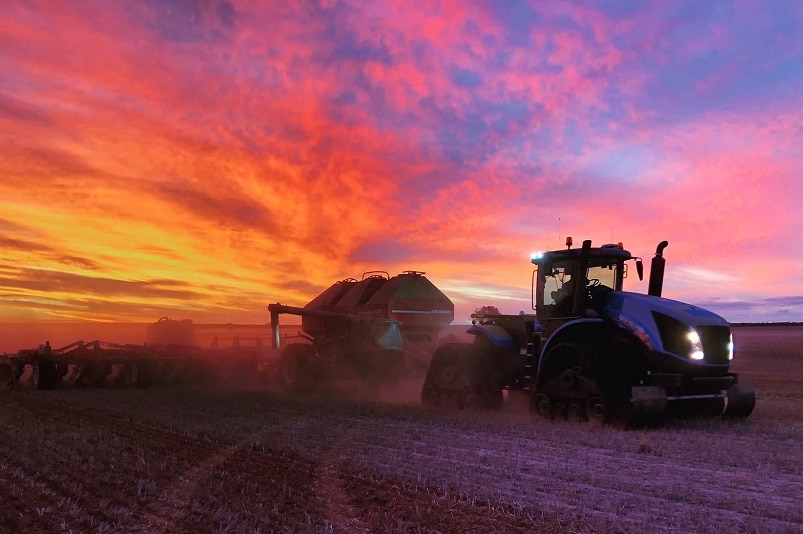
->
[420,238,756,426]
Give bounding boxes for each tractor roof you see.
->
[531,244,633,266]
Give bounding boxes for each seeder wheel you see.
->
[420,383,440,408]
[278,344,317,393]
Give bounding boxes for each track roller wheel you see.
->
[420,344,462,409]
[440,365,459,385]
[421,343,501,411]
[558,368,577,390]
[586,395,607,424]
[531,393,551,419]
[459,386,477,410]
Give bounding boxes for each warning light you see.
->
[617,242,624,249]
[566,236,573,249]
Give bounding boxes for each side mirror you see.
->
[636,260,644,281]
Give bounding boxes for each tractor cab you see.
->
[531,238,643,323]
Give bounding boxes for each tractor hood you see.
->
[602,291,732,365]
[604,292,728,328]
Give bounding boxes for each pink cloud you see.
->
[0,1,801,324]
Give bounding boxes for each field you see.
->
[1,326,801,533]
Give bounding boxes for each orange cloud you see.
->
[1,1,801,327]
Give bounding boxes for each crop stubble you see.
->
[0,325,801,533]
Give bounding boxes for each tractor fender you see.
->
[536,318,606,378]
[466,324,518,351]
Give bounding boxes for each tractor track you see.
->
[132,439,254,533]
[309,419,373,533]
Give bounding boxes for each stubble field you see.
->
[0,325,801,533]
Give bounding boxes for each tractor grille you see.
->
[698,325,731,365]
[652,312,732,365]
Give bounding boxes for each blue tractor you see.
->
[420,238,756,426]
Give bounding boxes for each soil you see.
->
[0,325,800,533]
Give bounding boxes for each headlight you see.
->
[687,328,704,360]
[728,333,734,361]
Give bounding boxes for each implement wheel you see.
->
[33,358,58,390]
[119,359,156,389]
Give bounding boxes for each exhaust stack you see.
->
[648,241,669,297]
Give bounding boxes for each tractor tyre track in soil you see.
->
[310,419,372,533]
[134,440,246,533]
[0,389,584,533]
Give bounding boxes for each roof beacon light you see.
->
[566,236,573,249]
[617,242,624,249]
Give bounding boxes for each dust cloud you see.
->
[0,322,148,353]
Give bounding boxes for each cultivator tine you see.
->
[115,361,141,387]
[74,361,112,387]
[155,360,180,384]
[0,362,13,387]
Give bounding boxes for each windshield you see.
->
[536,259,623,318]
[587,263,619,291]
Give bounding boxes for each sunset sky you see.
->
[1,0,801,326]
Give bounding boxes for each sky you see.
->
[1,0,802,327]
